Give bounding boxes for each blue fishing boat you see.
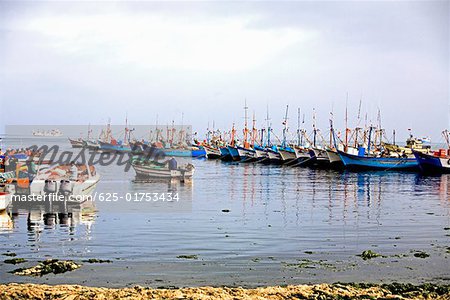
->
[338,150,418,171]
[219,146,232,161]
[99,141,131,152]
[413,151,450,173]
[191,146,207,158]
[227,146,241,161]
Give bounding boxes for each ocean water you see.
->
[0,138,449,286]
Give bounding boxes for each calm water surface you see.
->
[0,139,449,285]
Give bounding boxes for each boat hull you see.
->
[277,147,296,164]
[338,151,419,171]
[227,146,241,161]
[219,147,232,161]
[204,146,221,159]
[413,151,450,174]
[237,146,256,162]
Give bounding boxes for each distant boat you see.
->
[32,129,63,137]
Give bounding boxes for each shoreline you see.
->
[0,282,449,299]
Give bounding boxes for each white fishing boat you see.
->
[326,148,342,164]
[204,145,221,159]
[0,192,11,211]
[68,138,84,148]
[132,161,195,179]
[30,164,100,199]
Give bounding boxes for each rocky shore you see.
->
[0,283,449,300]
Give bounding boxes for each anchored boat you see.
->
[132,160,195,179]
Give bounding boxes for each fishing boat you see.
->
[413,130,450,174]
[236,104,258,162]
[132,160,195,179]
[68,138,84,148]
[0,192,11,211]
[254,145,269,161]
[224,124,240,161]
[99,140,132,152]
[337,127,418,171]
[84,140,100,150]
[414,150,450,174]
[203,144,221,159]
[276,105,297,164]
[219,146,232,161]
[190,146,207,158]
[339,150,419,171]
[309,147,330,167]
[266,147,282,164]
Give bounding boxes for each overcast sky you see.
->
[0,1,448,142]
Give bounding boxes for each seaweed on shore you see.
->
[4,258,27,265]
[357,250,382,260]
[176,255,198,260]
[82,259,112,264]
[10,259,81,276]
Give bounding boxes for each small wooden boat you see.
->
[68,138,84,148]
[0,192,11,211]
[132,161,195,179]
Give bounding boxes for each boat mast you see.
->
[266,105,272,147]
[354,96,362,148]
[282,105,289,148]
[313,108,317,148]
[230,123,236,147]
[344,93,349,152]
[297,108,301,147]
[367,125,373,156]
[443,130,450,149]
[124,113,128,144]
[243,99,249,148]
[251,111,257,147]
